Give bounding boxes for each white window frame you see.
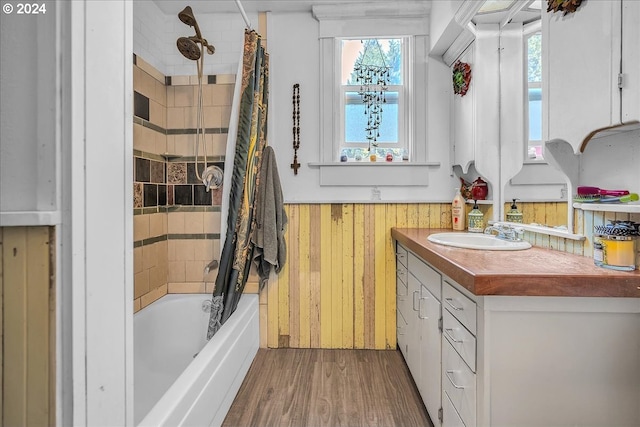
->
[312,3,437,187]
[338,37,410,155]
[524,20,543,163]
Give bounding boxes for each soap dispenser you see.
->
[506,199,523,223]
[468,200,484,233]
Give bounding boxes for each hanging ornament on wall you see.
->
[353,40,390,152]
[547,0,583,15]
[291,83,301,175]
[452,60,472,97]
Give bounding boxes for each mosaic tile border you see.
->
[134,232,221,248]
[133,114,228,136]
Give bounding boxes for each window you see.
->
[525,29,542,161]
[339,38,408,161]
[313,3,434,186]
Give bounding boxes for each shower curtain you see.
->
[207,30,268,339]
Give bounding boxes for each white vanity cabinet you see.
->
[543,0,640,150]
[396,238,640,427]
[396,243,443,425]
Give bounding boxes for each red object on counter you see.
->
[471,177,488,200]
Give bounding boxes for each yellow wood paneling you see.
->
[260,202,569,349]
[287,204,298,348]
[353,204,365,349]
[341,204,354,348]
[330,204,343,348]
[1,227,53,426]
[298,204,311,348]
[309,205,321,348]
[319,205,332,348]
[373,204,387,349]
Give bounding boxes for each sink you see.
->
[427,232,532,251]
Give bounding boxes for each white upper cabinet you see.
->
[543,0,640,153]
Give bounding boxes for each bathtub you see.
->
[134,293,259,426]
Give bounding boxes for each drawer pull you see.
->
[445,370,465,389]
[418,296,428,319]
[413,290,419,311]
[444,297,464,311]
[395,252,406,258]
[444,328,463,343]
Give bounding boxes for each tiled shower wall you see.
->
[133,54,234,312]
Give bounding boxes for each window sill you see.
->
[308,162,440,186]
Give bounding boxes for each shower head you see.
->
[178,6,196,27]
[177,6,215,60]
[178,5,202,38]
[177,36,201,60]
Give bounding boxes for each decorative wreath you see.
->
[452,60,472,97]
[547,0,583,15]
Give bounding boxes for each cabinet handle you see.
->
[395,252,406,259]
[444,328,463,343]
[418,296,428,319]
[445,370,465,389]
[444,297,464,311]
[412,290,419,311]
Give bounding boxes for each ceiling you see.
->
[152,0,541,25]
[152,0,426,15]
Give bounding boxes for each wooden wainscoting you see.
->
[261,203,460,350]
[0,226,55,426]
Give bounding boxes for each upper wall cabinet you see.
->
[543,0,640,153]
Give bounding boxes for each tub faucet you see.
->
[484,223,524,241]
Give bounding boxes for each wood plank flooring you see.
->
[223,349,433,427]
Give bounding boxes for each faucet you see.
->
[484,223,524,241]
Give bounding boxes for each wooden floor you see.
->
[223,348,433,427]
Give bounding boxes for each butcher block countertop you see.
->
[392,228,640,298]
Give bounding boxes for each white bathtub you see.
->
[134,293,259,426]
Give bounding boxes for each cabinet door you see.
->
[544,0,621,150]
[406,272,422,380]
[418,285,442,425]
[622,0,640,122]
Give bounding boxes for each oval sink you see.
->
[427,232,532,251]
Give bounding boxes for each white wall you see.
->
[0,2,57,218]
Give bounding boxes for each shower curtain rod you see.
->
[234,0,253,30]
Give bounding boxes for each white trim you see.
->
[309,162,440,186]
[0,211,62,227]
[312,2,430,24]
[315,4,430,186]
[65,1,134,425]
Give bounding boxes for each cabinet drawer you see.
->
[443,308,476,372]
[408,252,441,301]
[396,243,408,268]
[397,308,408,357]
[396,266,408,291]
[443,390,465,427]
[443,339,476,427]
[443,280,476,334]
